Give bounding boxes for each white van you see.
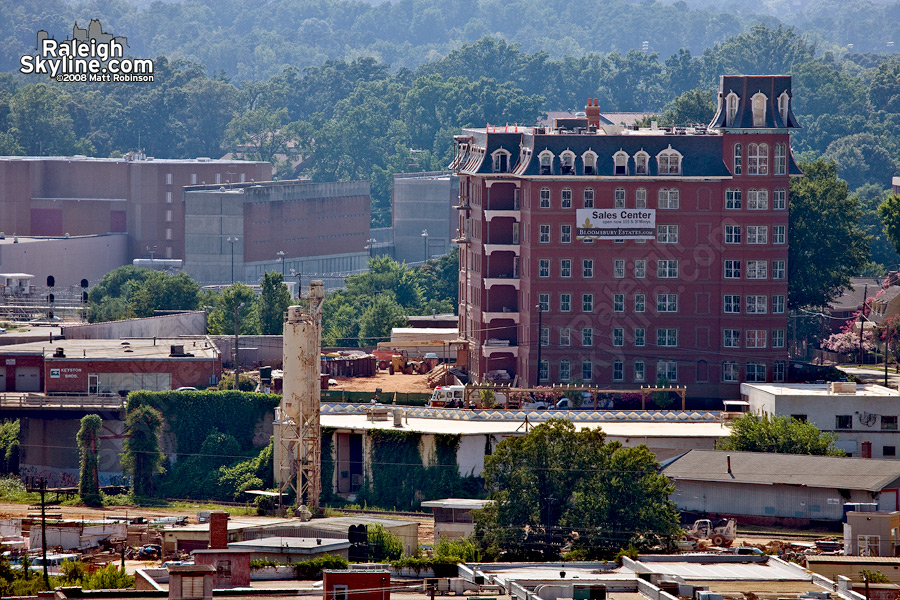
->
[429,385,466,407]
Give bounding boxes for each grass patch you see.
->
[0,476,39,503]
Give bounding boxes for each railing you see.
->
[0,393,126,410]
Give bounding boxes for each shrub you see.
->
[295,554,349,579]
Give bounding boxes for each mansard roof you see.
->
[709,74,801,129]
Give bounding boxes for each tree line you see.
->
[87,251,457,343]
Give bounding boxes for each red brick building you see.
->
[0,156,271,261]
[0,338,221,394]
[451,75,800,398]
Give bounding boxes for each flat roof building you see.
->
[452,75,799,398]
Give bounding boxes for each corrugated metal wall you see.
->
[671,481,874,521]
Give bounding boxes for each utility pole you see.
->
[233,301,245,388]
[859,284,868,367]
[536,303,543,386]
[40,479,49,588]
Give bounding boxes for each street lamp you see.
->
[290,268,301,299]
[421,229,429,263]
[226,236,239,284]
[146,245,157,263]
[535,303,543,386]
[276,250,285,279]
[365,238,376,259]
[233,301,245,388]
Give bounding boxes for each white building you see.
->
[741,382,900,458]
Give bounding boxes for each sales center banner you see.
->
[576,208,656,240]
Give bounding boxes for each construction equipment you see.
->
[389,351,428,374]
[683,518,737,547]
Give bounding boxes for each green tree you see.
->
[76,414,102,507]
[128,271,201,318]
[789,159,870,309]
[823,133,898,192]
[660,88,716,126]
[207,283,258,335]
[877,194,900,258]
[257,271,292,335]
[367,523,403,561]
[225,106,300,173]
[358,293,406,347]
[719,413,845,456]
[0,419,19,474]
[87,266,153,322]
[475,419,679,560]
[122,405,165,498]
[7,84,93,156]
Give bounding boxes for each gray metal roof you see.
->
[663,450,900,491]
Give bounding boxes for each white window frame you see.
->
[773,225,785,244]
[582,328,593,347]
[724,329,740,348]
[561,187,573,209]
[613,293,625,312]
[634,294,645,313]
[613,327,624,347]
[746,363,766,382]
[582,151,598,175]
[658,188,680,209]
[723,361,738,383]
[635,187,647,208]
[657,328,678,347]
[583,187,595,208]
[539,187,551,208]
[613,360,624,381]
[539,151,554,175]
[560,151,576,175]
[582,360,592,382]
[726,93,739,127]
[582,294,593,313]
[560,224,572,244]
[633,259,646,279]
[658,360,678,381]
[724,260,741,279]
[724,295,741,314]
[773,260,785,279]
[733,142,742,175]
[634,328,646,347]
[746,295,767,314]
[539,259,550,278]
[539,360,549,382]
[560,359,571,381]
[491,149,511,173]
[748,143,769,175]
[773,188,786,209]
[635,151,649,175]
[746,330,767,349]
[657,147,682,175]
[751,92,767,127]
[614,259,625,278]
[748,189,769,210]
[614,151,629,175]
[725,224,741,244]
[657,259,678,278]
[772,295,785,314]
[747,260,768,279]
[538,293,549,312]
[615,187,626,208]
[657,224,678,243]
[657,293,678,313]
[772,329,785,348]
[746,225,768,244]
[560,328,571,347]
[778,91,790,124]
[560,259,572,278]
[582,259,593,278]
[539,224,550,243]
[560,293,571,312]
[725,189,742,209]
[774,142,787,175]
[635,360,645,382]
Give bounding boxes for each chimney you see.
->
[862,441,872,458]
[209,511,229,549]
[726,455,732,474]
[585,98,601,128]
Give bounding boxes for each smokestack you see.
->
[209,511,229,549]
[585,98,601,128]
[862,441,872,459]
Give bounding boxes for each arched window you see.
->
[491,149,510,173]
[657,147,682,175]
[615,188,626,208]
[613,151,629,175]
[778,91,790,125]
[733,143,742,175]
[583,187,595,208]
[751,93,767,127]
[539,187,551,208]
[539,151,554,175]
[635,151,649,175]
[560,151,576,175]
[748,143,768,175]
[726,92,739,127]
[561,188,573,209]
[774,143,786,175]
[582,151,598,175]
[635,188,647,208]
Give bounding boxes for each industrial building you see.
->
[0,233,128,289]
[0,155,271,262]
[741,382,900,458]
[663,449,900,525]
[390,171,458,264]
[183,180,371,287]
[452,75,798,397]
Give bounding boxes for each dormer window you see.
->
[539,151,554,175]
[751,93,767,127]
[491,149,511,173]
[726,92,739,127]
[657,147,682,175]
[778,91,790,125]
[635,151,649,175]
[582,151,597,175]
[614,151,629,175]
[560,151,575,175]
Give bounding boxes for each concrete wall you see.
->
[212,335,283,369]
[0,233,128,288]
[61,311,208,339]
[392,172,457,265]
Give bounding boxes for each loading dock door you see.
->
[0,370,6,392]
[14,367,40,392]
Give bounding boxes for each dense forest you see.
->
[1,2,900,269]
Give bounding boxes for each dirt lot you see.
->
[328,371,433,394]
[0,501,200,523]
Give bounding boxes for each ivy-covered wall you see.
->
[355,430,484,511]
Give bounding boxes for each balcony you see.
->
[483,276,520,290]
[482,339,519,358]
[482,309,520,324]
[484,209,521,221]
[483,243,519,255]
